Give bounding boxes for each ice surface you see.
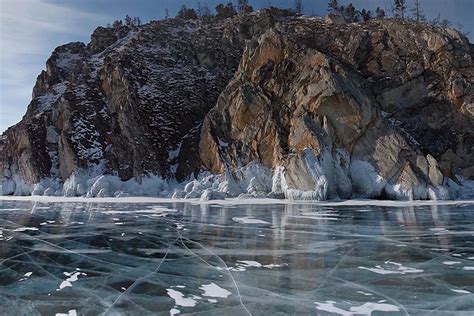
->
[0,200,473,314]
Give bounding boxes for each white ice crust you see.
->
[1,151,473,201]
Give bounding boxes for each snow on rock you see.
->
[31,183,45,196]
[58,169,174,198]
[1,157,466,200]
[46,126,59,144]
[349,160,386,198]
[454,176,474,199]
[217,170,244,197]
[200,189,227,201]
[0,178,16,196]
[172,190,187,199]
[275,149,353,201]
[35,83,67,112]
[0,173,33,196]
[281,149,331,201]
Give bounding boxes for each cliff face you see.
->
[0,10,472,199]
[200,18,473,200]
[0,10,287,186]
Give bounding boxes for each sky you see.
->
[1,0,473,133]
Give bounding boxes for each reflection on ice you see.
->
[0,200,473,314]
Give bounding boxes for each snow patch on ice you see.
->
[358,261,423,275]
[57,271,86,291]
[55,310,77,316]
[314,301,400,315]
[170,308,180,315]
[236,260,262,268]
[166,289,197,307]
[13,227,38,232]
[232,217,270,224]
[224,260,287,272]
[443,261,461,265]
[199,283,231,298]
[451,289,470,294]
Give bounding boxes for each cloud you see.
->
[0,0,111,132]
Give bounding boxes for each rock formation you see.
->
[0,10,472,200]
[200,18,473,200]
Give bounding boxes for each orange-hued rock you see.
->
[199,17,473,199]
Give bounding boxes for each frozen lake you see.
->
[0,199,473,315]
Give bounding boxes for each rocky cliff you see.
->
[1,10,473,200]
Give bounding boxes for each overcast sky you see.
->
[1,0,473,132]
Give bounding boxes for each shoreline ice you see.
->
[1,160,473,203]
[1,195,474,207]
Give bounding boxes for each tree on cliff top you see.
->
[375,7,385,19]
[294,0,303,15]
[198,2,213,23]
[411,0,425,22]
[328,0,339,13]
[393,0,407,20]
[215,2,236,19]
[237,0,253,13]
[177,5,198,20]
